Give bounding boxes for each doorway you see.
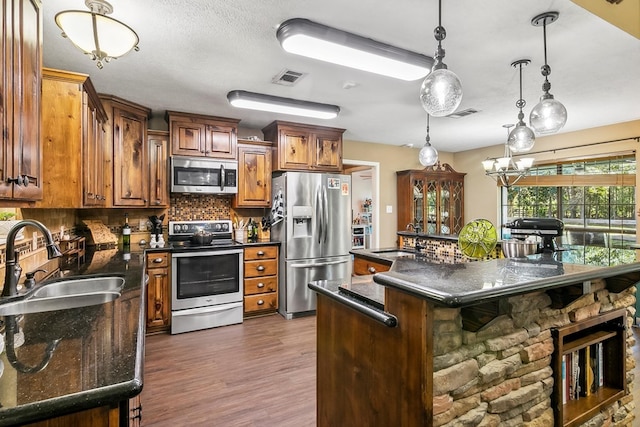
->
[343,159,380,249]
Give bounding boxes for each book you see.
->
[562,354,568,404]
[572,350,581,400]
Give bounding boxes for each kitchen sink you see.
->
[0,276,124,316]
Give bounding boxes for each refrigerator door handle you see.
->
[316,184,323,245]
[220,164,225,191]
[322,185,329,244]
[290,259,350,268]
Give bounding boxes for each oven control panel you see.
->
[169,220,233,237]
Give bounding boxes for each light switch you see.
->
[386,205,393,214]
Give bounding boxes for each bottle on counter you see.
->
[122,213,131,249]
[247,218,254,242]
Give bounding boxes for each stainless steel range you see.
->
[168,220,244,334]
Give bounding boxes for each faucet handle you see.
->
[24,269,47,289]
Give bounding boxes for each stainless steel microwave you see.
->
[171,157,238,195]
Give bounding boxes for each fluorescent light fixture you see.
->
[227,90,340,120]
[276,18,433,81]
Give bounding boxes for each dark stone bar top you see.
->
[0,247,146,426]
[311,249,640,311]
[375,252,640,307]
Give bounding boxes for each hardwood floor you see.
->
[142,315,640,426]
[141,315,316,426]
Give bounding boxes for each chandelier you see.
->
[55,0,139,69]
[482,124,535,187]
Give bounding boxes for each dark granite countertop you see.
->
[314,249,640,310]
[238,240,280,247]
[0,247,146,426]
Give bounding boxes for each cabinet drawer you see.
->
[244,276,277,296]
[146,252,169,268]
[244,246,278,261]
[244,293,278,313]
[244,259,278,278]
[353,256,391,276]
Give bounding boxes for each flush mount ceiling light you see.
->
[227,90,340,120]
[508,59,536,153]
[276,18,434,81]
[419,0,463,117]
[419,114,438,166]
[482,124,534,187]
[529,11,567,135]
[55,0,139,69]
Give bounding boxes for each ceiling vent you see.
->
[447,108,480,119]
[272,69,307,86]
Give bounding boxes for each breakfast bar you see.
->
[310,250,638,426]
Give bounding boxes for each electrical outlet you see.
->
[386,205,393,214]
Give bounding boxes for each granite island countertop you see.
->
[0,247,146,426]
[311,249,640,310]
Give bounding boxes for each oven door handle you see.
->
[290,259,349,268]
[172,302,243,316]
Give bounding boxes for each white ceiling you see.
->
[42,0,640,153]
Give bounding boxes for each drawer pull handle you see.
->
[257,283,265,288]
[257,265,265,272]
[257,251,265,256]
[368,266,376,274]
[153,258,164,263]
[257,299,264,305]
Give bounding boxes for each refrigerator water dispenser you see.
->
[292,206,312,238]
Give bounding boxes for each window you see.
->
[501,155,636,266]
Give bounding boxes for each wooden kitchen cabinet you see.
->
[0,0,43,201]
[262,121,345,172]
[38,68,108,208]
[243,245,278,316]
[147,130,169,207]
[352,254,391,276]
[167,111,239,159]
[100,95,151,207]
[396,164,466,235]
[145,251,171,333]
[233,140,272,208]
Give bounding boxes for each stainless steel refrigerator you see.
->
[271,172,352,319]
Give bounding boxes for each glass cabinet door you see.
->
[426,180,437,233]
[440,181,451,234]
[413,178,424,232]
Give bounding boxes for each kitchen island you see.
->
[0,247,146,427]
[310,249,638,427]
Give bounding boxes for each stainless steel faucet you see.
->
[2,220,63,297]
[406,222,422,234]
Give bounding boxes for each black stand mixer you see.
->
[503,218,564,253]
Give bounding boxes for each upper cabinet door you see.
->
[170,119,206,157]
[148,130,169,207]
[113,107,148,207]
[233,141,272,208]
[205,124,237,159]
[0,0,43,201]
[280,129,311,170]
[313,132,342,171]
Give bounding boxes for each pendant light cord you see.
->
[426,114,431,143]
[437,0,442,50]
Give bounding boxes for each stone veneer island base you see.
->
[312,253,637,427]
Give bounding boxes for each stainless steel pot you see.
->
[501,239,538,258]
[190,230,214,245]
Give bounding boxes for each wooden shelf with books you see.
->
[551,308,627,427]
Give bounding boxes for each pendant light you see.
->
[419,0,463,117]
[508,59,535,153]
[55,0,139,69]
[529,11,567,134]
[419,114,438,166]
